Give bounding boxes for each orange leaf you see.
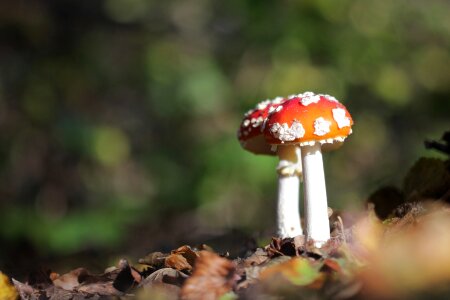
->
[165,254,192,271]
[180,251,236,300]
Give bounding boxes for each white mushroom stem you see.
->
[301,142,330,247]
[276,144,303,238]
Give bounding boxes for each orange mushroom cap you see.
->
[263,92,353,150]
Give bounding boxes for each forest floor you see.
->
[1,135,450,300]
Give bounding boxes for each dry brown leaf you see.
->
[139,267,187,299]
[44,286,74,300]
[141,268,188,287]
[195,244,214,252]
[112,259,142,293]
[138,252,166,268]
[266,237,297,257]
[238,256,291,290]
[52,268,89,291]
[76,282,123,296]
[241,248,269,268]
[173,246,199,265]
[12,279,36,300]
[49,272,59,281]
[165,254,192,271]
[130,267,142,284]
[180,251,236,300]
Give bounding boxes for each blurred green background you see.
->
[0,0,448,274]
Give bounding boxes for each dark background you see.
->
[0,0,448,276]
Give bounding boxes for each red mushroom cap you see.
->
[263,92,353,150]
[238,97,285,155]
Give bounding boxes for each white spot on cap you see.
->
[256,100,271,110]
[332,108,351,128]
[243,119,250,127]
[301,91,315,97]
[320,94,339,102]
[314,117,331,136]
[257,116,264,126]
[270,120,305,142]
[275,106,283,112]
[299,92,321,106]
[272,96,284,104]
[244,109,253,117]
[251,117,264,128]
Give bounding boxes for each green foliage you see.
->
[0,0,448,262]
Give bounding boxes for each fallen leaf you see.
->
[52,268,89,291]
[171,245,199,267]
[165,254,192,271]
[141,268,187,287]
[112,260,141,292]
[266,237,297,257]
[0,272,18,300]
[12,279,36,300]
[77,282,124,296]
[293,235,306,253]
[240,248,269,268]
[260,257,323,287]
[139,268,187,300]
[195,244,214,252]
[138,252,166,268]
[238,256,291,290]
[180,251,236,300]
[44,286,78,300]
[49,272,59,281]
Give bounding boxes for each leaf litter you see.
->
[6,204,449,299]
[2,148,450,299]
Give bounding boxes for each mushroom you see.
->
[238,97,303,238]
[264,92,353,247]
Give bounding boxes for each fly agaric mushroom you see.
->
[238,97,303,238]
[264,92,353,247]
[238,98,283,155]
